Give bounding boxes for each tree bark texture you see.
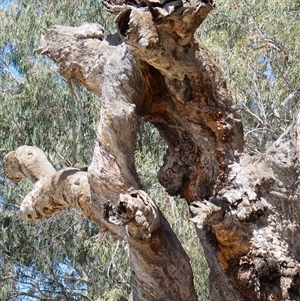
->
[4,0,300,300]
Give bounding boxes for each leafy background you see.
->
[0,0,299,300]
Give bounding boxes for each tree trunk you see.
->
[4,0,300,300]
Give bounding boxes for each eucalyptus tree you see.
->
[0,1,132,300]
[1,1,208,300]
[2,0,300,301]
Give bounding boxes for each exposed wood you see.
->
[4,145,197,301]
[5,0,300,300]
[4,146,124,237]
[106,190,197,300]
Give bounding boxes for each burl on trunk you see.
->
[4,0,300,300]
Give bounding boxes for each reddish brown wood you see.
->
[5,1,300,300]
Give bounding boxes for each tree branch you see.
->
[5,1,300,300]
[4,146,124,237]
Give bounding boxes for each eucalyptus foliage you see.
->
[199,0,300,154]
[0,1,131,300]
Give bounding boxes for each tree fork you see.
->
[4,145,197,301]
[4,0,300,300]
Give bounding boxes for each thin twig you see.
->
[53,217,81,240]
[107,239,120,278]
[0,58,20,84]
[68,80,77,166]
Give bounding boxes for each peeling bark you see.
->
[191,117,300,300]
[4,0,300,300]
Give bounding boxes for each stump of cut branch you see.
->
[4,0,300,300]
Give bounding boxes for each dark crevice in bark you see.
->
[4,1,300,300]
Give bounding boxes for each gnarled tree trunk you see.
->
[4,0,300,300]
